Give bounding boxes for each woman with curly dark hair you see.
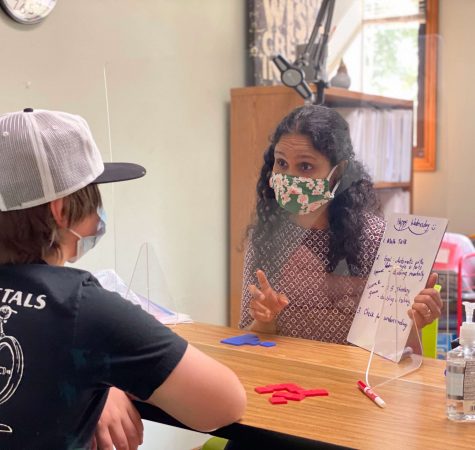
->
[238,105,442,344]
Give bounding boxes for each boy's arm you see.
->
[146,344,247,432]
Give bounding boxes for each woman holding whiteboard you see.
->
[239,105,442,343]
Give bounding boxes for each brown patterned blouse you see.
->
[239,212,386,344]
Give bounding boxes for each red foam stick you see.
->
[255,386,275,394]
[298,389,329,397]
[269,396,287,404]
[272,392,305,401]
[271,390,290,397]
[265,383,289,391]
[282,383,303,393]
[255,383,303,393]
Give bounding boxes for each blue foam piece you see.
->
[220,333,276,347]
[220,333,259,346]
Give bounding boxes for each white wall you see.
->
[413,0,475,234]
[0,1,245,448]
[0,0,245,321]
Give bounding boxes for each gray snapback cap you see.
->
[0,108,146,211]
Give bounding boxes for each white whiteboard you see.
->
[347,214,448,362]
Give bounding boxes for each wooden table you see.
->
[136,323,475,449]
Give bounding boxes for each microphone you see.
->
[272,54,314,103]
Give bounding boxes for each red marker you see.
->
[357,381,386,408]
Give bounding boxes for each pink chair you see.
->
[457,252,475,334]
[434,235,471,273]
[433,233,475,339]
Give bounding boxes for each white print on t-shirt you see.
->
[0,288,46,310]
[0,306,24,434]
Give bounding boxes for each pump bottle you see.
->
[447,301,475,421]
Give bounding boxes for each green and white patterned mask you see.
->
[270,166,339,215]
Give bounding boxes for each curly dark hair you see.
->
[248,105,381,274]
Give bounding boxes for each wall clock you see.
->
[0,0,57,25]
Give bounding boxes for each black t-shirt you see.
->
[0,262,188,449]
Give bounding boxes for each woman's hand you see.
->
[408,273,443,328]
[92,387,144,450]
[248,269,289,323]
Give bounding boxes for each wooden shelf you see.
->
[231,85,413,109]
[374,182,411,190]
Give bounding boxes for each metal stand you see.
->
[272,0,335,105]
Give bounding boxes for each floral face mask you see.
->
[269,166,340,215]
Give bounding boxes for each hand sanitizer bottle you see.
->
[447,302,475,421]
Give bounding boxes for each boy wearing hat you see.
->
[0,109,246,449]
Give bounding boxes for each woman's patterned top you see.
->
[239,212,386,344]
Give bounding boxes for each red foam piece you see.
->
[272,392,305,401]
[265,383,289,391]
[269,396,287,404]
[255,386,275,394]
[284,383,304,393]
[255,382,310,398]
[271,390,289,397]
[298,389,329,397]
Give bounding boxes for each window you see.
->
[345,0,426,148]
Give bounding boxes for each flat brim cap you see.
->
[92,162,146,184]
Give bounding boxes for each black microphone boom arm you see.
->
[272,0,335,105]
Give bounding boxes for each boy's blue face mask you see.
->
[67,206,107,263]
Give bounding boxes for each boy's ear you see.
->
[49,198,67,228]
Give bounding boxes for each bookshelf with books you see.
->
[229,85,414,326]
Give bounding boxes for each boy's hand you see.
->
[92,387,143,450]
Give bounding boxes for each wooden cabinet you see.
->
[229,85,413,327]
